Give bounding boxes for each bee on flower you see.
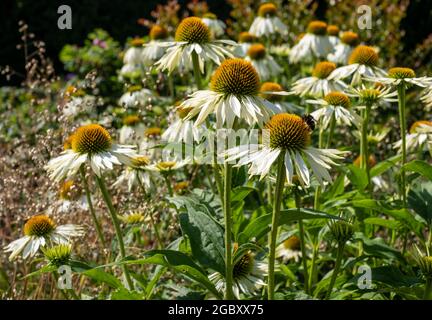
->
[289,21,332,64]
[155,17,236,74]
[291,61,347,97]
[245,43,282,81]
[328,31,360,65]
[225,113,346,186]
[4,215,84,261]
[249,3,288,38]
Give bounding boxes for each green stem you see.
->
[223,163,234,300]
[397,84,407,207]
[163,173,174,197]
[325,243,345,300]
[424,279,432,300]
[314,127,325,210]
[295,192,309,293]
[326,113,336,148]
[308,244,318,293]
[360,103,372,194]
[192,51,203,90]
[268,154,286,300]
[80,166,106,248]
[95,175,134,290]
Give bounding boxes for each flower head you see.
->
[266,114,311,150]
[258,3,277,17]
[276,235,302,263]
[327,25,339,36]
[341,31,359,46]
[245,44,282,80]
[307,20,327,35]
[42,244,72,266]
[175,17,211,44]
[312,61,336,79]
[249,3,287,37]
[238,32,258,43]
[348,45,378,66]
[150,25,168,41]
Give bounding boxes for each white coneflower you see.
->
[225,113,345,186]
[327,25,340,47]
[365,67,432,88]
[289,21,332,64]
[328,31,359,65]
[119,114,145,144]
[119,212,149,225]
[4,215,84,261]
[276,235,303,263]
[234,32,258,57]
[113,155,154,191]
[61,86,97,118]
[56,180,88,213]
[421,86,432,111]
[119,85,153,108]
[42,244,73,266]
[347,84,397,109]
[328,45,386,85]
[155,17,236,74]
[161,106,206,144]
[249,3,287,38]
[209,251,267,298]
[123,38,145,65]
[142,25,170,66]
[260,82,301,113]
[394,120,432,155]
[269,43,291,57]
[182,58,279,128]
[245,43,282,81]
[202,13,226,37]
[46,124,137,182]
[291,61,347,97]
[147,159,189,173]
[309,92,361,129]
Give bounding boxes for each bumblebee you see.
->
[302,114,316,131]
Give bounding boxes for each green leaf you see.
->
[404,160,432,181]
[370,154,402,177]
[350,266,420,288]
[238,208,340,243]
[408,181,432,225]
[231,186,256,203]
[346,164,368,191]
[82,268,123,289]
[107,250,221,299]
[110,288,145,300]
[363,217,401,230]
[179,204,225,274]
[354,233,404,261]
[21,264,57,280]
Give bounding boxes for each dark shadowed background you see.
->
[0,0,431,86]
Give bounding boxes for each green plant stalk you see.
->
[95,175,134,290]
[424,278,432,300]
[163,173,174,197]
[223,163,234,300]
[295,192,309,294]
[397,84,407,206]
[192,51,203,90]
[206,118,223,201]
[314,127,325,210]
[325,243,345,300]
[360,103,372,193]
[326,113,336,148]
[268,154,286,300]
[308,244,318,294]
[80,166,106,248]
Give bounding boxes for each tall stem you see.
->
[308,244,318,293]
[325,243,345,300]
[360,103,372,193]
[95,175,134,290]
[295,192,309,294]
[397,85,407,206]
[163,174,174,197]
[326,113,336,148]
[79,166,106,248]
[191,51,203,90]
[223,163,234,299]
[314,127,325,210]
[268,154,286,300]
[424,279,432,300]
